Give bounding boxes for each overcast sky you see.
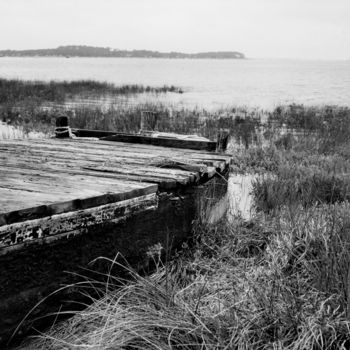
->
[0,0,349,59]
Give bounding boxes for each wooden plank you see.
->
[0,186,157,226]
[0,149,204,180]
[71,129,121,138]
[0,140,230,182]
[0,193,158,254]
[0,154,199,188]
[0,140,213,187]
[0,137,231,228]
[0,141,211,170]
[1,142,228,175]
[1,141,231,170]
[99,133,217,151]
[0,163,178,190]
[81,165,198,186]
[0,138,231,166]
[0,168,158,225]
[71,129,217,151]
[0,149,210,178]
[0,168,146,194]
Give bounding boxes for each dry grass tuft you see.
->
[18,208,350,349]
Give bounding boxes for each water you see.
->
[0,57,350,109]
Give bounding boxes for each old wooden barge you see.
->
[0,125,231,343]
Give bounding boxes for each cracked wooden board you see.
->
[0,168,158,225]
[0,193,158,254]
[0,138,231,166]
[0,138,231,229]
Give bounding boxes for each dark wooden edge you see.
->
[101,134,217,151]
[71,129,217,151]
[0,184,158,228]
[71,129,118,138]
[81,167,189,190]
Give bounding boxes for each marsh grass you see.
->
[250,147,350,213]
[9,96,350,348]
[0,78,265,140]
[1,103,265,143]
[0,121,47,140]
[0,79,183,138]
[0,79,182,105]
[2,82,350,148]
[0,122,25,140]
[268,104,350,153]
[252,171,350,213]
[18,209,350,350]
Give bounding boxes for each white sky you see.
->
[0,0,349,59]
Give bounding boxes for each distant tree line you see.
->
[0,45,245,59]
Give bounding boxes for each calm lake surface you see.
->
[0,57,350,109]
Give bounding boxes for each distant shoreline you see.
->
[0,45,245,59]
[0,56,246,59]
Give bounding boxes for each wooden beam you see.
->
[100,133,217,151]
[0,180,158,226]
[216,129,230,152]
[71,129,118,138]
[0,193,158,255]
[69,128,217,151]
[55,115,70,138]
[0,138,231,227]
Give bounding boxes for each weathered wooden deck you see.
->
[0,137,230,252]
[0,135,231,343]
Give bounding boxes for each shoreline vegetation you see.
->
[0,45,245,59]
[3,79,350,348]
[0,78,184,137]
[0,78,183,105]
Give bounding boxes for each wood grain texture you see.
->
[72,129,217,151]
[0,138,231,228]
[0,193,158,254]
[100,133,217,151]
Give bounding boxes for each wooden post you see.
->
[151,112,159,131]
[55,115,70,138]
[216,129,230,153]
[140,111,159,134]
[140,111,145,132]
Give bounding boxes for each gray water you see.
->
[0,57,350,109]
